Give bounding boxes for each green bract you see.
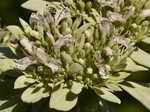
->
[1,0,150,112]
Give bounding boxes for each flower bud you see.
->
[86,1,92,11]
[61,51,72,64]
[93,73,98,79]
[87,67,93,74]
[30,30,39,38]
[103,47,114,56]
[64,0,73,5]
[68,63,83,74]
[140,9,150,18]
[76,75,83,81]
[77,0,85,12]
[85,42,92,48]
[105,64,111,71]
[79,58,85,65]
[132,23,138,28]
[37,66,44,73]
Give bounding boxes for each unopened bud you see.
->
[87,67,93,74]
[132,23,137,28]
[140,9,150,18]
[79,58,85,65]
[93,73,98,79]
[105,64,111,71]
[85,42,92,48]
[85,30,91,38]
[76,75,83,81]
[77,0,85,12]
[30,30,39,38]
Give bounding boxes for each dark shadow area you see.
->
[0,0,31,26]
[0,47,16,59]
[109,91,149,112]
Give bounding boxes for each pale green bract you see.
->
[50,85,78,111]
[120,82,150,111]
[94,87,121,104]
[14,75,35,89]
[0,59,16,74]
[21,83,50,103]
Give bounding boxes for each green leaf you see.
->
[0,59,16,74]
[14,75,35,89]
[68,63,83,74]
[124,58,148,72]
[50,85,78,111]
[72,16,82,31]
[120,81,150,111]
[71,81,83,95]
[0,101,17,112]
[105,83,122,92]
[21,84,49,103]
[142,37,150,44]
[94,87,121,104]
[21,0,48,14]
[0,79,25,112]
[74,23,91,38]
[19,18,32,34]
[130,48,150,68]
[7,25,24,38]
[109,72,130,82]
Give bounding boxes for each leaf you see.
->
[0,79,26,112]
[19,18,32,34]
[21,84,49,103]
[0,101,17,112]
[50,86,78,111]
[109,72,130,82]
[7,25,24,38]
[94,87,121,104]
[120,81,150,111]
[72,16,82,31]
[105,83,122,92]
[0,99,28,112]
[14,75,35,89]
[91,9,101,22]
[142,37,150,44]
[21,0,48,14]
[74,23,91,38]
[0,59,16,74]
[68,63,83,74]
[124,58,148,72]
[130,48,150,68]
[71,81,83,95]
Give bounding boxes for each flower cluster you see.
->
[2,0,150,111]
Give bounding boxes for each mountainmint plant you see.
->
[1,0,150,112]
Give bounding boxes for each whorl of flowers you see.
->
[3,0,150,111]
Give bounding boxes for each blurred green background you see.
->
[0,0,150,112]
